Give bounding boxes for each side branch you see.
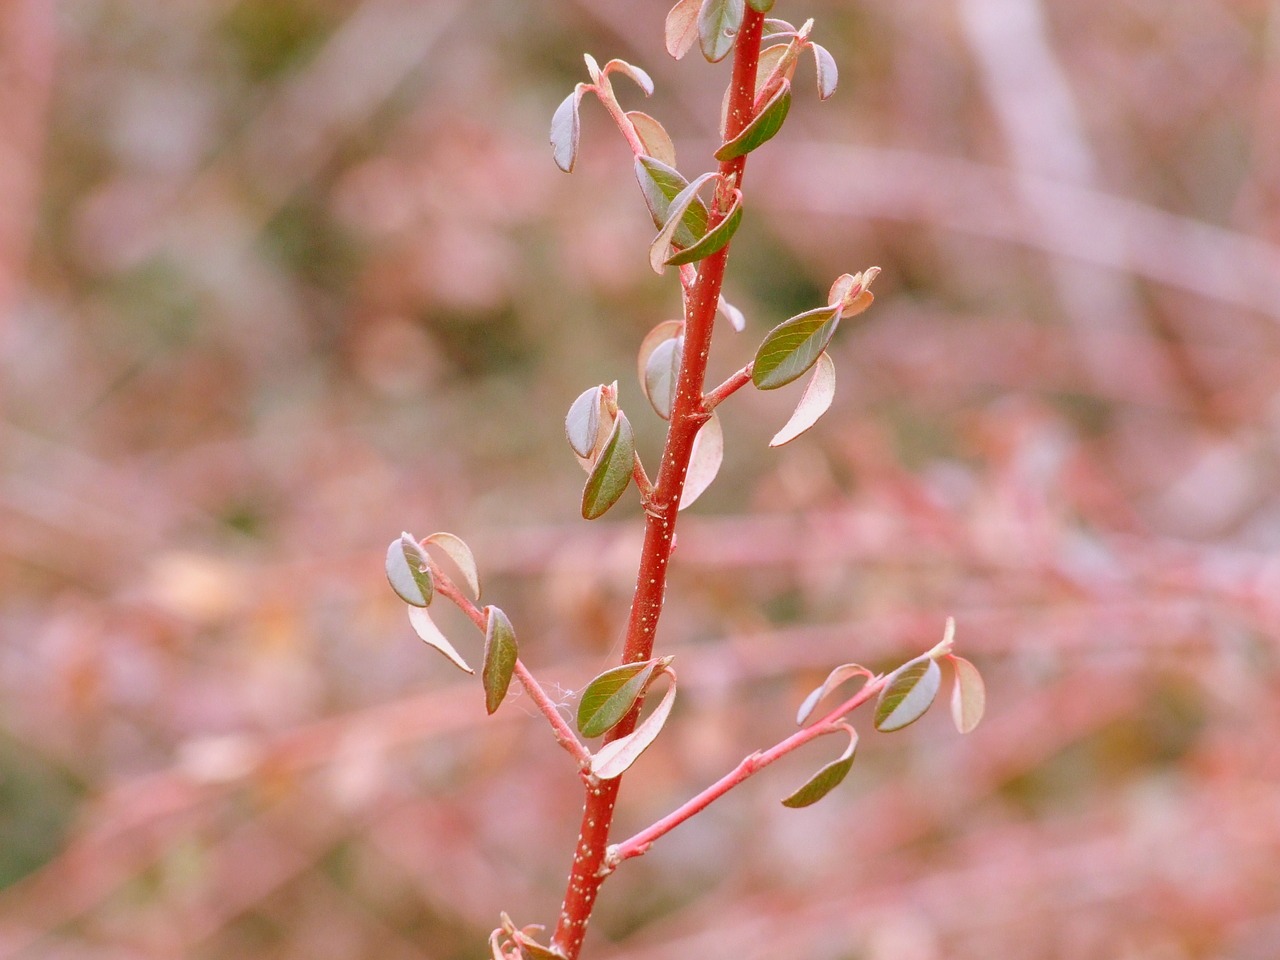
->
[703,364,753,412]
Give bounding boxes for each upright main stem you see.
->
[551,11,767,959]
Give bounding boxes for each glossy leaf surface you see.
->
[665,0,701,59]
[795,661,873,726]
[665,190,743,265]
[643,335,682,420]
[577,658,663,738]
[781,725,858,807]
[699,0,745,63]
[550,84,587,173]
[679,412,724,509]
[566,385,603,459]
[875,657,941,732]
[752,305,840,390]
[386,533,433,607]
[715,80,791,161]
[408,605,473,674]
[949,655,986,733]
[626,111,676,167]
[591,669,677,779]
[649,171,718,274]
[582,411,635,519]
[424,532,480,600]
[770,351,836,447]
[482,606,518,715]
[635,156,709,248]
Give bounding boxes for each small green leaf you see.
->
[874,657,942,732]
[752,304,840,390]
[582,411,635,519]
[634,155,709,248]
[699,0,745,63]
[665,0,702,59]
[550,84,587,173]
[811,42,838,100]
[425,532,481,600]
[795,661,872,726]
[665,190,743,266]
[482,606,518,715]
[566,385,603,459]
[407,605,473,674]
[626,111,676,167]
[577,658,663,737]
[643,335,682,420]
[781,725,858,807]
[949,655,986,734]
[770,351,836,447]
[649,171,718,274]
[386,533,433,607]
[679,412,723,510]
[715,80,791,161]
[747,0,774,12]
[591,668,677,779]
[604,59,654,96]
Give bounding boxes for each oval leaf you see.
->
[665,190,743,266]
[634,155,709,248]
[425,532,481,600]
[795,661,873,726]
[627,111,676,167]
[566,385,603,459]
[781,725,858,808]
[636,319,684,389]
[591,669,677,779]
[550,84,587,173]
[386,533,433,607]
[582,411,635,520]
[604,59,654,96]
[679,412,723,510]
[408,605,473,674]
[812,42,838,100]
[665,0,701,59]
[752,304,840,390]
[715,80,792,161]
[699,0,745,63]
[644,335,683,420]
[949,655,986,734]
[577,658,662,738]
[649,171,719,274]
[770,351,836,447]
[874,657,941,732]
[718,294,746,332]
[482,606,519,715]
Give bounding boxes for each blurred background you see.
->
[3,0,1280,957]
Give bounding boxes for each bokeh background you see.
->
[4,1,1280,957]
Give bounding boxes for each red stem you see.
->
[551,11,768,959]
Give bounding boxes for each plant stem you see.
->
[704,363,753,411]
[551,11,768,959]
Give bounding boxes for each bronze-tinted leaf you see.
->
[626,111,676,167]
[679,412,723,510]
[665,0,702,59]
[769,351,836,447]
[582,411,635,519]
[604,58,654,96]
[424,532,481,600]
[482,606,518,715]
[407,606,473,674]
[386,533,433,607]
[795,661,872,726]
[949,655,986,734]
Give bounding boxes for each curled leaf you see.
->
[635,155,710,248]
[408,605,473,674]
[665,0,702,59]
[699,0,746,63]
[566,385,604,459]
[874,656,941,732]
[811,42,838,99]
[577,658,669,738]
[604,58,654,96]
[679,412,723,510]
[424,532,481,600]
[752,304,841,390]
[665,189,743,266]
[626,111,676,167]
[649,171,719,274]
[715,79,791,161]
[582,411,635,519]
[643,335,683,420]
[386,533,433,607]
[769,351,835,447]
[795,661,873,726]
[718,294,746,332]
[482,606,519,715]
[550,84,588,173]
[781,724,858,807]
[591,668,677,779]
[949,655,986,734]
[637,319,685,390]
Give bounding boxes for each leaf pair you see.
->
[550,55,654,173]
[408,604,517,715]
[647,171,744,274]
[577,658,678,780]
[874,620,986,734]
[387,531,478,672]
[566,383,636,520]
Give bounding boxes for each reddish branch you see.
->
[550,10,769,959]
